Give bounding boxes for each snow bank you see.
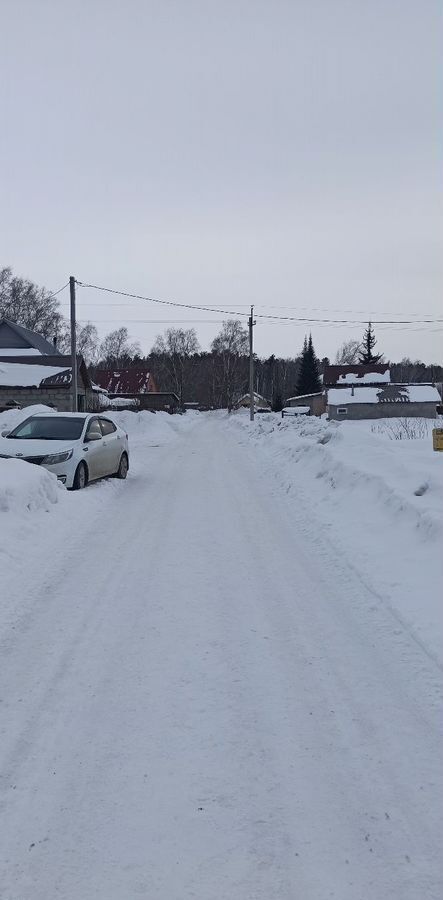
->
[0,403,55,434]
[0,408,64,517]
[0,458,61,513]
[229,413,443,663]
[106,409,198,447]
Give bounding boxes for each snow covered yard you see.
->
[229,411,443,665]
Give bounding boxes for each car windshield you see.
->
[8,416,86,440]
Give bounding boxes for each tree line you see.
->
[1,267,442,408]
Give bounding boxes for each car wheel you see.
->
[73,461,88,490]
[115,452,128,479]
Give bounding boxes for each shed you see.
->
[100,390,180,414]
[235,392,272,412]
[285,392,326,416]
[327,384,440,420]
[92,369,180,413]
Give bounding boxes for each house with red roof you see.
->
[93,368,180,413]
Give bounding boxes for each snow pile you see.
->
[106,409,198,448]
[105,397,139,408]
[0,404,64,515]
[230,413,443,663]
[0,458,61,513]
[0,403,54,434]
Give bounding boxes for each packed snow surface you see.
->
[0,408,442,898]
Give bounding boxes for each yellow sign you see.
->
[432,428,443,451]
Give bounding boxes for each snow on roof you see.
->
[0,362,71,388]
[324,364,390,385]
[328,384,440,406]
[0,347,41,356]
[282,406,310,414]
[337,370,390,384]
[286,392,323,401]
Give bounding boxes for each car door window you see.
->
[99,418,117,436]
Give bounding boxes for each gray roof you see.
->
[0,318,57,354]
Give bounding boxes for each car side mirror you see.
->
[1,430,10,437]
[85,432,101,442]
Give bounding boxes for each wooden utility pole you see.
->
[249,305,255,422]
[69,276,78,412]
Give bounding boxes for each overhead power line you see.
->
[75,280,443,326]
[48,281,70,298]
[64,300,441,318]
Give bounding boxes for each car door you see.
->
[83,417,107,479]
[99,418,121,474]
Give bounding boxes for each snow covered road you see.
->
[1,414,442,899]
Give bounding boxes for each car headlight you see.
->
[42,449,74,465]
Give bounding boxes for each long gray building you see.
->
[327,384,440,420]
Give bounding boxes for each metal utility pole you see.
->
[249,305,255,422]
[69,276,78,412]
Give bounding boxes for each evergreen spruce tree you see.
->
[295,333,321,395]
[272,393,283,412]
[358,322,383,364]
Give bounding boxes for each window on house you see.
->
[337,407,348,415]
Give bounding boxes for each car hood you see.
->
[0,438,76,458]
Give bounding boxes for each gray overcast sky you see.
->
[1,0,442,361]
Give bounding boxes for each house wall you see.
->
[328,402,437,421]
[0,385,96,412]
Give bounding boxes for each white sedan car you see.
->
[0,412,129,489]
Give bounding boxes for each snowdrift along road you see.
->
[0,411,442,899]
[230,411,443,665]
